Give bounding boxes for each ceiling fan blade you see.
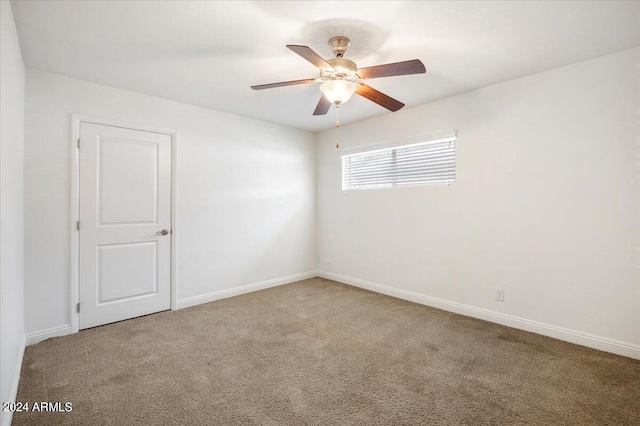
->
[356,84,405,112]
[287,45,335,70]
[251,78,316,90]
[313,95,332,116]
[358,59,426,79]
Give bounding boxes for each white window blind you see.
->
[341,137,456,190]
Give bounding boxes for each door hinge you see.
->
[76,303,80,314]
[77,138,80,149]
[76,220,80,231]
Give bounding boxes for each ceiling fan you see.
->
[251,36,426,116]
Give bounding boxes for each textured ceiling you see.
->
[11,1,640,132]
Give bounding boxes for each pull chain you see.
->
[335,104,340,149]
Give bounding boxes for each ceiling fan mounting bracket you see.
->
[328,36,350,58]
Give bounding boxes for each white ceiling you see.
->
[11,1,640,132]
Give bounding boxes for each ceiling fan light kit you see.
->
[320,79,357,105]
[251,36,426,116]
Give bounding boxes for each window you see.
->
[341,136,456,190]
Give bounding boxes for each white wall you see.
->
[24,69,316,336]
[0,1,26,425]
[317,47,640,357]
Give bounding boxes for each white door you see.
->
[79,122,171,329]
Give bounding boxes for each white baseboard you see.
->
[176,270,318,310]
[25,324,72,346]
[318,270,640,360]
[2,335,26,426]
[24,271,318,344]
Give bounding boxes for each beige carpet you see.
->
[14,278,640,425]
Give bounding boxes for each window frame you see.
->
[341,134,457,191]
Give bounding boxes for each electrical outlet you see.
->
[496,289,505,302]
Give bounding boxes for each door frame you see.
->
[69,114,179,333]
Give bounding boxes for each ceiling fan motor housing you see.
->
[321,58,358,83]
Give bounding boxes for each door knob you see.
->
[156,229,169,236]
